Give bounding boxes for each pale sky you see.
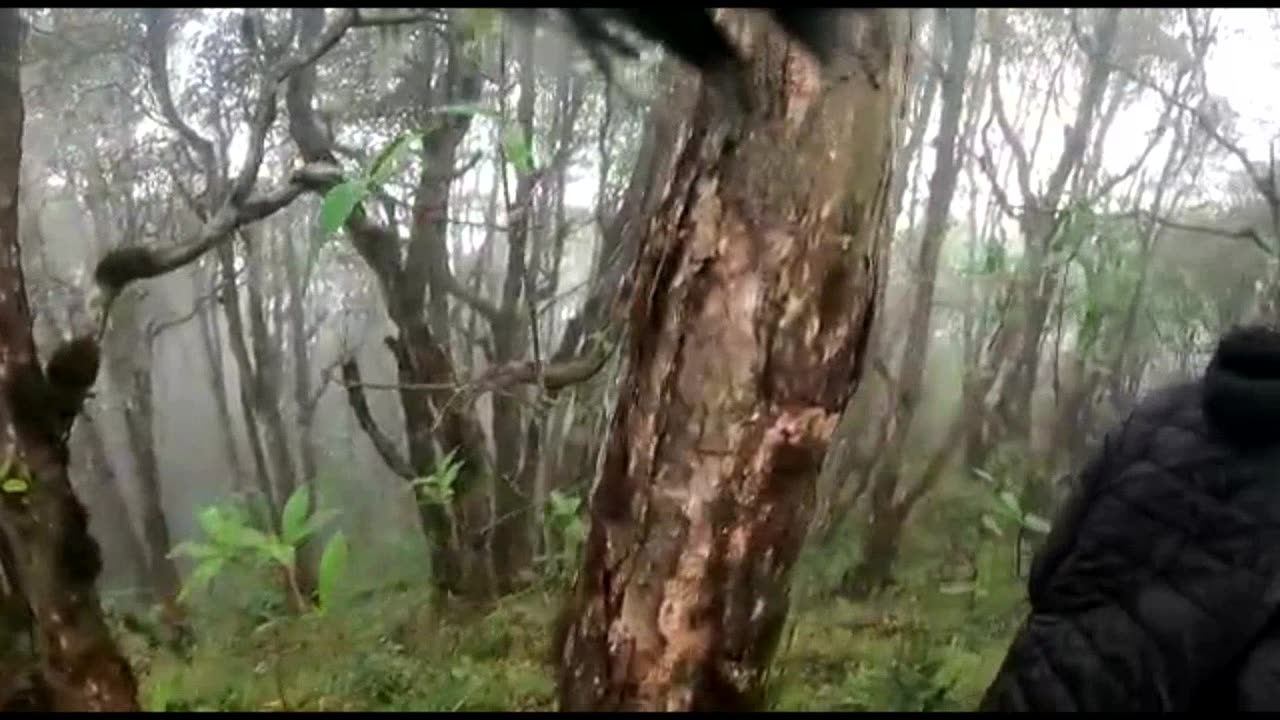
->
[148,9,1280,266]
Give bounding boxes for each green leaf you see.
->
[997,490,1022,518]
[980,514,1004,537]
[317,531,350,613]
[503,125,534,173]
[296,508,339,544]
[235,524,273,549]
[180,557,225,602]
[318,179,369,234]
[367,131,422,188]
[1,477,27,494]
[1022,512,1052,535]
[168,540,220,561]
[281,485,312,547]
[265,542,295,569]
[196,506,226,538]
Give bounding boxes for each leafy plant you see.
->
[541,489,587,580]
[410,450,464,509]
[316,106,535,235]
[170,485,343,612]
[316,531,351,615]
[971,469,1052,539]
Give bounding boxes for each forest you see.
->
[0,6,1277,712]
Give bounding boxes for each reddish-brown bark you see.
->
[556,10,914,711]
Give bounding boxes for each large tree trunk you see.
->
[0,9,138,709]
[556,9,914,711]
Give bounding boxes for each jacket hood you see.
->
[1203,324,1280,448]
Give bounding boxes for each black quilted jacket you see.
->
[980,325,1280,711]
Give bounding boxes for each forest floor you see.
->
[113,541,1028,712]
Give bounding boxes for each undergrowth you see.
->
[107,464,1035,711]
[111,543,1028,711]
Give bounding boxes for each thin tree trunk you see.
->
[849,8,976,594]
[216,242,281,527]
[490,22,538,590]
[196,263,248,488]
[991,8,1123,443]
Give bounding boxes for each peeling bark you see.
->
[556,9,914,711]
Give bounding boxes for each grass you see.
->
[114,536,1030,712]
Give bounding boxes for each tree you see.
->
[848,7,977,596]
[0,8,138,710]
[555,9,915,711]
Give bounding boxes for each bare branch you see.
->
[1087,121,1167,206]
[274,9,441,85]
[1113,62,1273,202]
[1027,42,1071,175]
[1104,208,1273,256]
[340,359,416,480]
[973,141,1019,218]
[93,162,341,307]
[142,10,218,186]
[343,336,614,398]
[148,267,246,339]
[985,12,1034,201]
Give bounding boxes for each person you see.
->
[980,323,1280,711]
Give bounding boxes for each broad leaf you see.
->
[1022,512,1052,535]
[997,490,1022,518]
[1,477,27,494]
[317,531,350,613]
[295,508,340,544]
[980,514,1004,537]
[281,485,312,547]
[318,179,369,234]
[168,540,220,561]
[368,132,422,188]
[181,557,225,602]
[265,542,296,570]
[503,125,534,173]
